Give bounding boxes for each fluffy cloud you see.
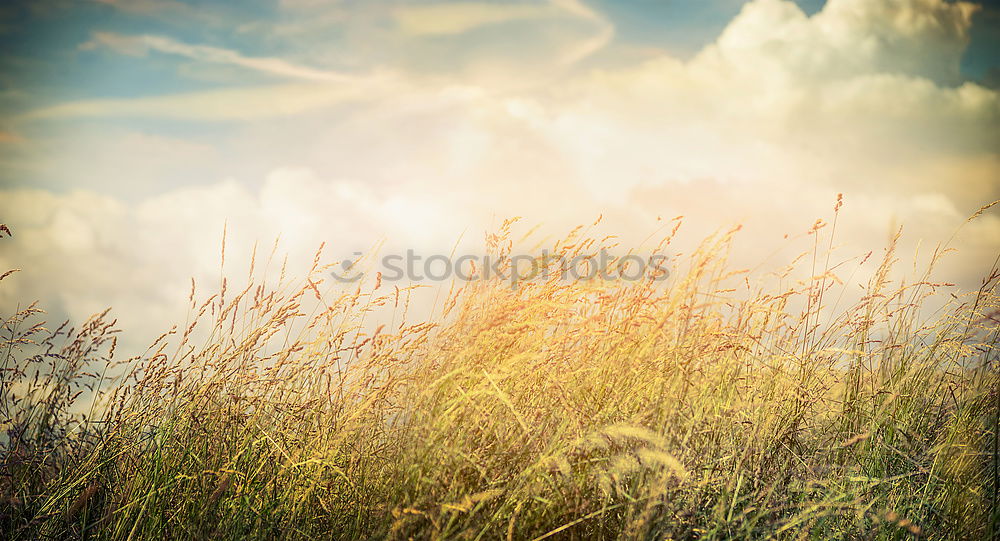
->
[0,168,463,352]
[521,0,998,206]
[709,0,978,84]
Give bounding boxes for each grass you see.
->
[1,204,998,540]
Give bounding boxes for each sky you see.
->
[0,0,998,354]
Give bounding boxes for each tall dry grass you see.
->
[1,203,998,540]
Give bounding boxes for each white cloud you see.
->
[0,168,466,353]
[514,0,998,206]
[703,0,978,85]
[18,82,383,121]
[81,31,366,83]
[386,0,614,77]
[392,3,559,37]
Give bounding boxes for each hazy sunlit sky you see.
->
[0,0,998,352]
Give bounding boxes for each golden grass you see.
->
[1,206,998,540]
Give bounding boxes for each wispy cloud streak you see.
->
[82,31,364,83]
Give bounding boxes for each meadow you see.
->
[1,204,998,540]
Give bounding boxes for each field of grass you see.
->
[2,209,999,540]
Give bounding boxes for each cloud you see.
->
[392,3,559,36]
[18,82,382,121]
[3,0,999,356]
[705,0,979,85]
[391,0,614,69]
[37,31,399,122]
[549,0,614,67]
[0,130,218,195]
[81,32,365,83]
[0,169,420,353]
[514,0,998,206]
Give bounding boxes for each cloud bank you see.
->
[1,0,997,354]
